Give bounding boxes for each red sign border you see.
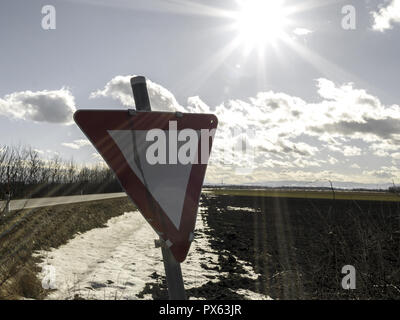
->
[74,109,218,262]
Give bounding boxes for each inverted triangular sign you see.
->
[74,110,218,262]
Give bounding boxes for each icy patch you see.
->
[182,208,229,287]
[184,207,271,300]
[35,211,162,300]
[235,289,273,300]
[226,206,259,213]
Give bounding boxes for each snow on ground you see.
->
[34,208,271,300]
[226,206,261,213]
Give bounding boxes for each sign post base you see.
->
[155,238,186,300]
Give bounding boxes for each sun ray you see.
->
[176,37,243,96]
[64,0,233,18]
[281,35,371,88]
[293,0,347,14]
[283,35,400,104]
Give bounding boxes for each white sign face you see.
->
[108,129,199,229]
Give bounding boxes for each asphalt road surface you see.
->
[0,193,127,212]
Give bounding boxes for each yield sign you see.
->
[74,110,218,262]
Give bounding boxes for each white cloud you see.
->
[309,79,400,142]
[33,149,45,154]
[92,152,104,162]
[0,88,76,124]
[328,156,338,165]
[371,0,400,32]
[293,28,313,36]
[293,158,322,168]
[374,149,390,157]
[392,152,400,159]
[62,139,91,150]
[89,75,400,185]
[363,168,397,180]
[370,141,400,158]
[343,146,362,157]
[90,75,184,112]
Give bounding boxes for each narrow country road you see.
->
[0,193,127,212]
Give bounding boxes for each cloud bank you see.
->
[0,88,76,124]
[90,75,184,112]
[90,75,400,185]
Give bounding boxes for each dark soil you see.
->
[201,194,400,300]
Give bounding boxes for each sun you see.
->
[233,0,291,52]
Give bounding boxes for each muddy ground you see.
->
[0,197,135,299]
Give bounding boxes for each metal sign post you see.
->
[5,193,10,214]
[5,165,11,215]
[131,76,187,300]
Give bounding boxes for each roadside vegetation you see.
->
[0,145,122,201]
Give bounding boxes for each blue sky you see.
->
[1,0,400,187]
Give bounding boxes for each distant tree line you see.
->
[388,185,400,194]
[0,145,122,200]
